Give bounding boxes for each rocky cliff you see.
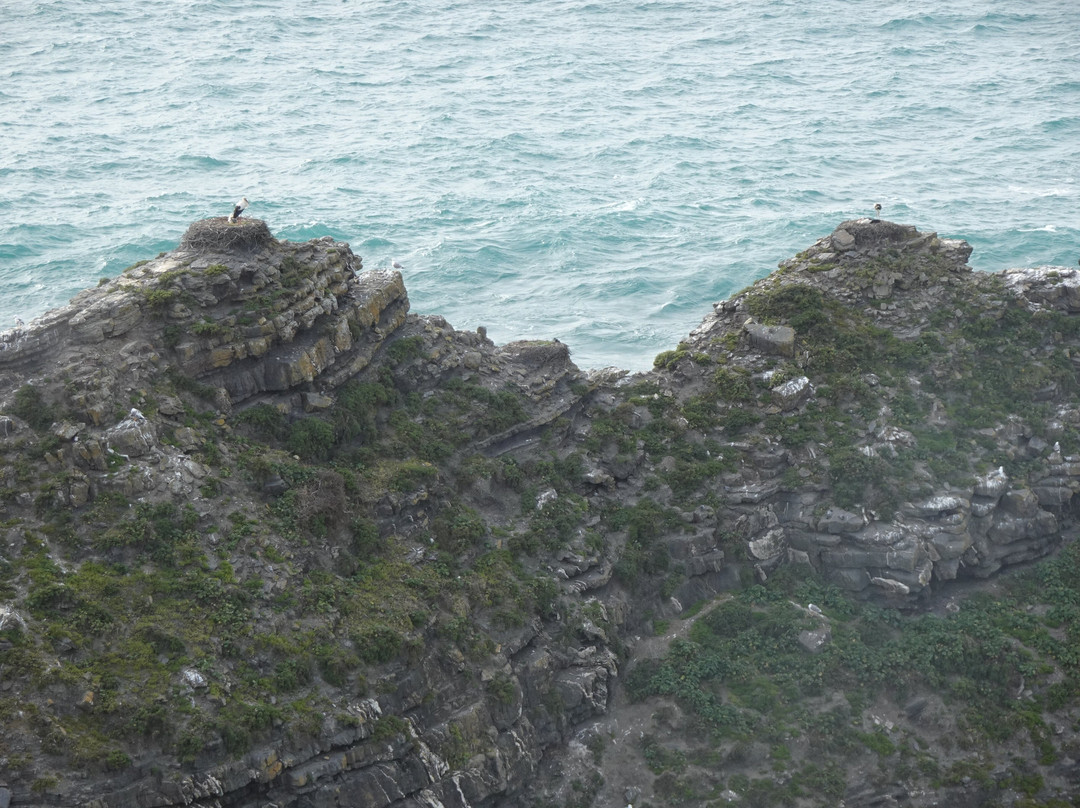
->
[656,218,1078,597]
[1,217,1079,807]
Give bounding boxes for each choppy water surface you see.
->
[2,0,1078,369]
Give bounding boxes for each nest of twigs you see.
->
[180,217,274,253]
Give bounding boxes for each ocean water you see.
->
[2,0,1078,371]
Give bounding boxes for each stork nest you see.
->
[180,217,274,253]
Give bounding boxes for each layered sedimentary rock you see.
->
[0,219,408,424]
[2,216,1080,807]
[630,218,1079,602]
[0,220,612,808]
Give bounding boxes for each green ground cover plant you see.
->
[625,552,1080,805]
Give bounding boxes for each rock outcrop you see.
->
[620,218,1079,603]
[0,219,608,808]
[0,219,408,426]
[2,217,1079,807]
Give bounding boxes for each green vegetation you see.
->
[2,471,565,774]
[191,318,229,338]
[142,288,177,308]
[286,418,336,460]
[0,327,587,787]
[607,498,680,588]
[626,552,1080,804]
[433,503,487,553]
[278,255,315,288]
[235,402,285,439]
[386,334,427,364]
[10,384,55,432]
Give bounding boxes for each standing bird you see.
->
[228,197,249,223]
[873,202,882,217]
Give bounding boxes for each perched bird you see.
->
[228,197,249,223]
[873,202,882,217]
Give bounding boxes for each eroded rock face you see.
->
[601,218,1080,603]
[0,219,409,424]
[2,217,1079,807]
[0,220,608,808]
[69,629,617,808]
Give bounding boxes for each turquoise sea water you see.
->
[2,0,1078,370]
